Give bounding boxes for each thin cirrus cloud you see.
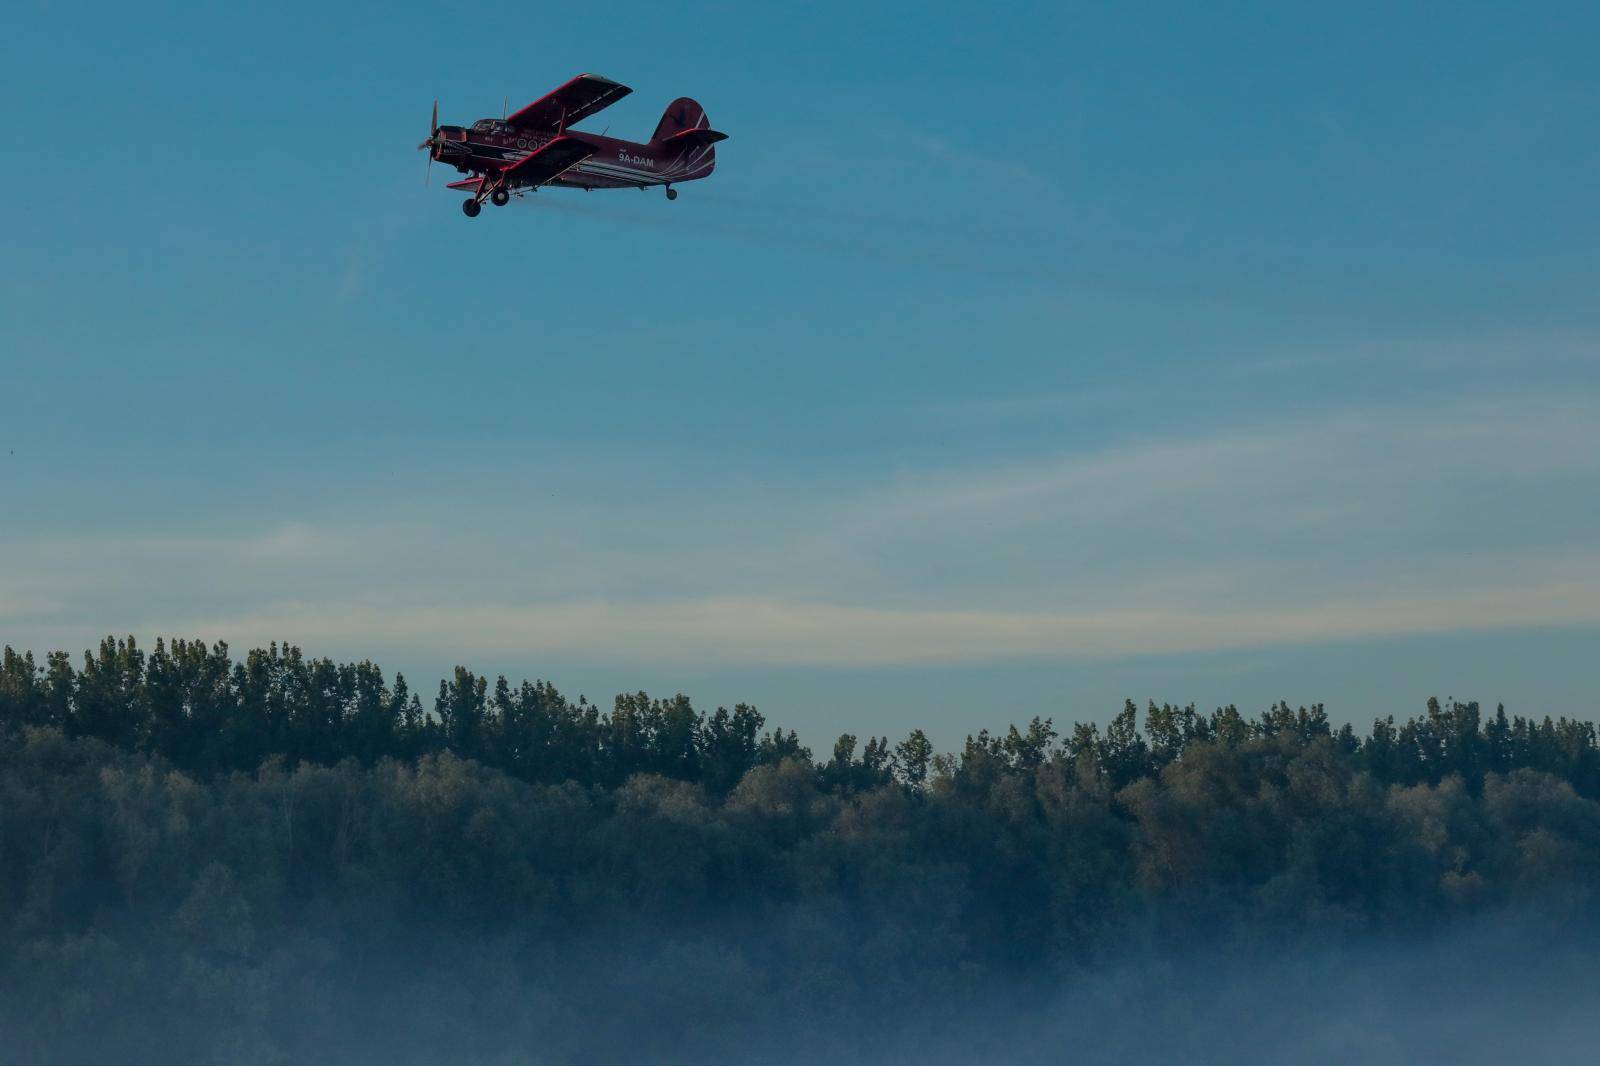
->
[154,563,1600,668]
[6,390,1598,667]
[856,392,1598,534]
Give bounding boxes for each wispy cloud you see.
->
[5,390,1598,668]
[852,391,1599,539]
[906,134,1055,192]
[140,555,1600,667]
[16,524,344,566]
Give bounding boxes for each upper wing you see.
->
[506,73,631,131]
[502,136,597,187]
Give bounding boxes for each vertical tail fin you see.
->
[651,97,709,143]
[651,97,721,180]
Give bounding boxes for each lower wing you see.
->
[500,137,596,188]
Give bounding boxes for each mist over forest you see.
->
[5,637,1600,1064]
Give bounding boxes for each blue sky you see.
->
[5,1,1599,747]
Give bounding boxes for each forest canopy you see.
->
[3,636,1600,1064]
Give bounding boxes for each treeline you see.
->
[0,637,806,790]
[5,637,1600,1063]
[4,636,1599,797]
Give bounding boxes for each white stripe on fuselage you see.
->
[570,159,708,184]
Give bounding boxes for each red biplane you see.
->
[417,73,727,217]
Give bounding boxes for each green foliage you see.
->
[4,637,1600,1062]
[0,638,818,795]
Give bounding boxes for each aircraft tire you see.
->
[491,188,510,207]
[462,199,482,218]
[665,187,678,201]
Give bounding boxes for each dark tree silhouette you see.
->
[4,636,1600,1064]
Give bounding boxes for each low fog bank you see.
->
[5,910,1595,1065]
[1029,914,1599,1066]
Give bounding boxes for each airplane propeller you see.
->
[418,100,439,185]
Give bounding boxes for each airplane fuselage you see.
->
[431,120,715,191]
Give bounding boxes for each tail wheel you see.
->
[491,188,510,207]
[665,187,678,201]
[462,199,482,218]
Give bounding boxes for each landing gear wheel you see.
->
[491,188,510,207]
[462,199,482,218]
[665,186,678,201]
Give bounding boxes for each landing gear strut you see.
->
[665,186,678,201]
[461,198,481,218]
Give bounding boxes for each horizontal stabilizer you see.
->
[663,127,728,148]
